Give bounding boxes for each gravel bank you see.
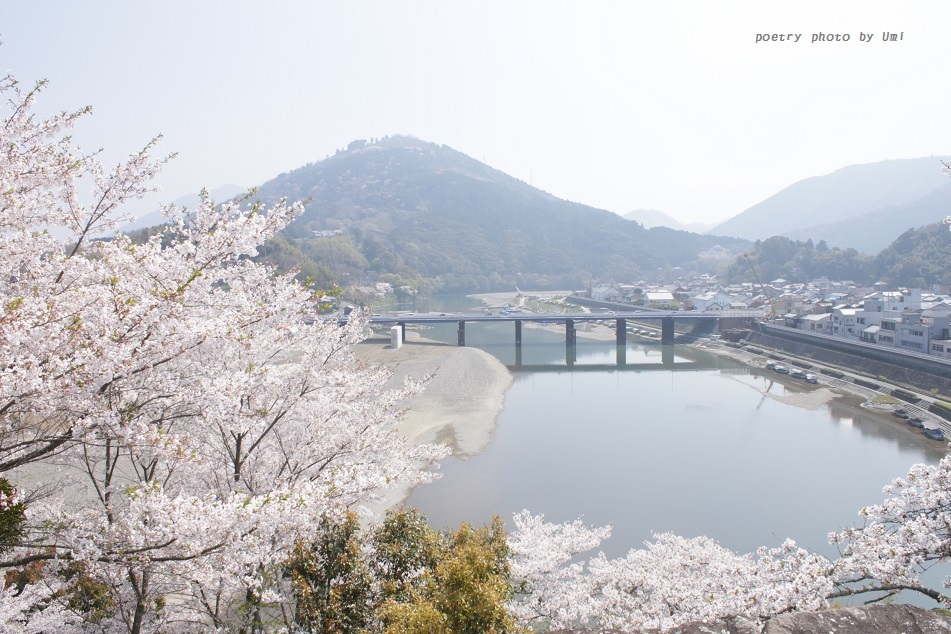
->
[352,333,513,459]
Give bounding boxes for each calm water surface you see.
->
[401,303,945,560]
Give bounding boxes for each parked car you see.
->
[773,365,789,374]
[892,409,910,419]
[804,373,819,384]
[924,427,946,441]
[908,417,925,428]
[789,370,809,380]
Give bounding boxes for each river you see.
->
[399,297,946,563]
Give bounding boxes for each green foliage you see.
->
[378,516,517,634]
[0,479,25,553]
[430,517,514,633]
[255,235,337,289]
[287,511,373,633]
[371,508,442,603]
[3,560,116,625]
[59,561,117,623]
[297,235,369,281]
[727,236,876,284]
[288,508,519,633]
[874,222,951,287]
[729,220,951,287]
[378,600,450,634]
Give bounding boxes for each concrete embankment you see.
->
[747,328,951,399]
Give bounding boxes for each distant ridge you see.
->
[117,184,246,233]
[710,157,951,249]
[783,181,951,253]
[623,209,716,234]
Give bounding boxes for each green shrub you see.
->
[288,509,520,633]
[287,511,373,633]
[0,479,26,553]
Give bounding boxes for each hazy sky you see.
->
[4,1,950,225]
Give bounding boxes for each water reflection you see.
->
[405,329,944,566]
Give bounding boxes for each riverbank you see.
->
[471,291,948,423]
[352,332,513,459]
[360,303,834,458]
[354,290,621,498]
[357,290,946,515]
[352,331,514,511]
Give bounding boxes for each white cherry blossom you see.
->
[0,71,447,632]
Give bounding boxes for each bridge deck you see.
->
[362,309,753,326]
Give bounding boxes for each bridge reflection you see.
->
[512,342,732,371]
[364,311,740,370]
[367,310,729,350]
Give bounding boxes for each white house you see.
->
[591,285,621,302]
[691,291,732,312]
[800,313,831,334]
[895,311,929,353]
[644,291,675,308]
[831,307,858,338]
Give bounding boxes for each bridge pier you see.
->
[515,320,522,367]
[616,318,627,366]
[566,319,577,366]
[661,316,675,344]
[457,320,466,347]
[398,321,406,342]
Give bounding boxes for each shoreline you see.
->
[356,291,946,509]
[367,291,899,450]
[353,332,513,459]
[351,330,512,513]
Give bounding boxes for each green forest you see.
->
[726,223,951,287]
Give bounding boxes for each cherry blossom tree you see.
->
[504,155,951,629]
[509,449,951,633]
[829,457,951,605]
[508,511,833,632]
[6,64,951,633]
[0,71,448,632]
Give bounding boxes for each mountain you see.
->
[783,182,951,254]
[117,184,246,233]
[723,219,951,288]
[875,221,951,288]
[623,209,716,234]
[249,136,749,292]
[710,157,951,247]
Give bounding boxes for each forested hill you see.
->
[725,222,951,288]
[251,136,747,292]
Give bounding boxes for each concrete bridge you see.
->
[363,309,759,368]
